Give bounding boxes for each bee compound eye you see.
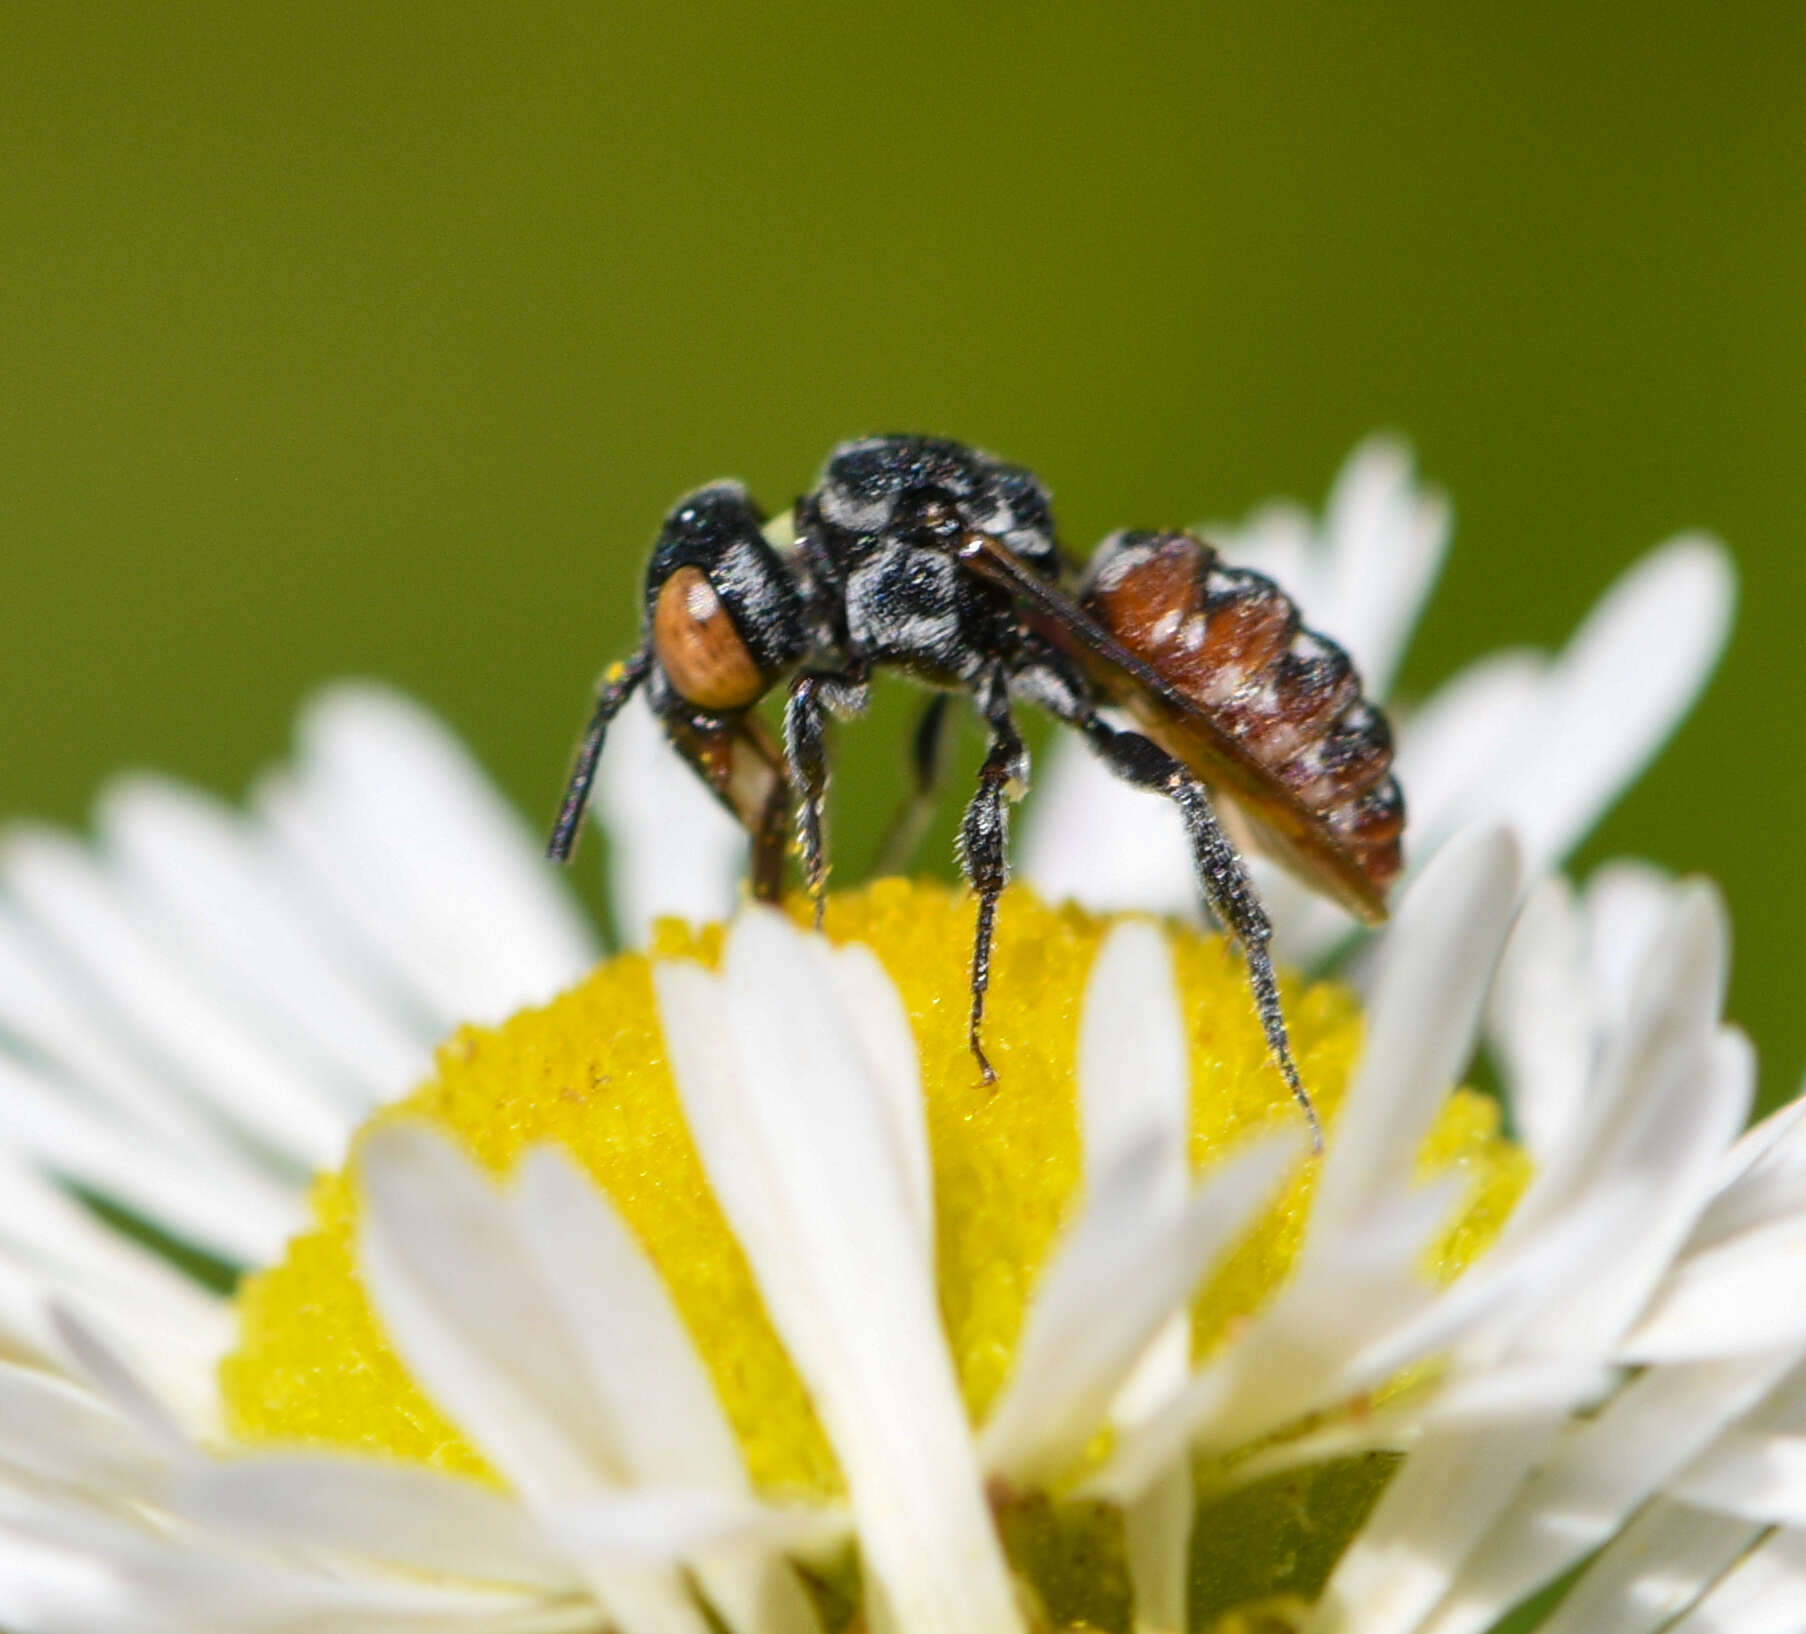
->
[652,565,769,712]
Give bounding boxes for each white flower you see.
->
[0,440,1792,1634]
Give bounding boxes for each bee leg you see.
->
[783,667,871,927]
[743,722,793,905]
[871,693,955,877]
[547,647,654,862]
[958,669,1028,1087]
[662,710,792,904]
[1074,714,1322,1152]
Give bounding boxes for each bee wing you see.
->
[959,533,1389,924]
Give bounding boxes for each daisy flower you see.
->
[0,440,1798,1634]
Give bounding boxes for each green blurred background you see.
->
[2,3,1801,1105]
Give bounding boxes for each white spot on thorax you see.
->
[820,487,894,532]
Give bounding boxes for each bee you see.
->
[550,436,1403,1145]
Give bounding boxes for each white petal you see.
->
[823,943,935,1261]
[1089,1176,1462,1501]
[1501,883,1733,1262]
[508,1147,746,1490]
[579,1570,717,1634]
[1535,1497,1760,1634]
[1514,1027,1748,1364]
[657,910,1023,1634]
[356,1128,710,1634]
[0,1190,227,1439]
[99,774,433,1108]
[596,689,745,946]
[262,683,599,1029]
[1315,1418,1565,1634]
[1488,537,1734,875]
[1337,1182,1637,1393]
[1394,651,1545,858]
[1318,436,1450,699]
[46,1300,196,1454]
[0,1150,233,1334]
[356,1126,620,1502]
[1414,1352,1798,1634]
[1690,1093,1806,1252]
[1337,897,1754,1634]
[1073,923,1197,1634]
[1124,1464,1192,1634]
[1670,1429,1806,1525]
[547,1490,844,1567]
[1485,877,1592,1162]
[1581,860,1679,1024]
[165,1453,583,1590]
[1668,1530,1806,1634]
[0,901,237,1160]
[0,1358,169,1496]
[1710,1088,1806,1198]
[1018,736,1199,921]
[1089,829,1523,1502]
[0,897,304,1276]
[1431,1361,1621,1426]
[1076,923,1189,1185]
[1219,500,1318,596]
[0,827,350,1171]
[1560,878,1731,1188]
[1215,438,1448,705]
[1624,1210,1806,1361]
[1314,825,1522,1237]
[0,1051,300,1266]
[509,1150,827,1634]
[979,1131,1296,1483]
[1210,1365,1616,1504]
[0,1527,128,1634]
[0,1492,570,1634]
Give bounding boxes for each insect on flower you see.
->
[549,436,1404,1144]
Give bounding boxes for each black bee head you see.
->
[643,482,806,708]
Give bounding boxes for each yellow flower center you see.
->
[221,880,1526,1624]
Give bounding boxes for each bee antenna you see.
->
[547,648,653,863]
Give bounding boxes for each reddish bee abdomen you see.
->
[1081,529,1404,896]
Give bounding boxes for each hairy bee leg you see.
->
[871,692,955,877]
[783,668,871,927]
[547,647,654,863]
[1169,775,1322,1152]
[958,669,1028,1087]
[1070,709,1323,1151]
